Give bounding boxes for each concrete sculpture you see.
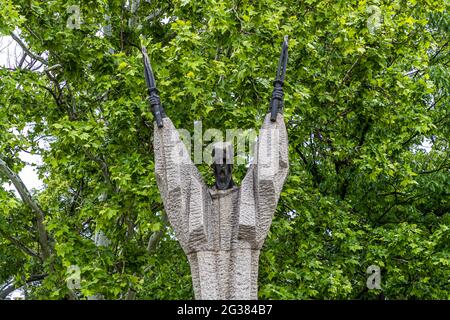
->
[144,37,289,299]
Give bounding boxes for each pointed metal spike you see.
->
[270,37,289,122]
[141,45,164,128]
[142,46,156,91]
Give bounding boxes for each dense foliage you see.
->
[0,0,449,299]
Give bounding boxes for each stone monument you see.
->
[143,37,289,300]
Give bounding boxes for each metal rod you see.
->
[142,46,164,128]
[270,36,289,122]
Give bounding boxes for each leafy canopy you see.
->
[0,0,449,299]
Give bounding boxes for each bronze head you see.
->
[212,142,234,190]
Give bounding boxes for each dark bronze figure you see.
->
[270,36,288,122]
[212,142,235,190]
[142,46,165,128]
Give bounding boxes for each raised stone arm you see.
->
[238,112,289,248]
[255,112,289,246]
[153,117,210,254]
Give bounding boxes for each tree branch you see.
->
[147,212,168,254]
[430,40,449,62]
[0,156,51,261]
[0,228,41,261]
[10,32,48,66]
[419,164,449,175]
[0,274,47,300]
[85,152,114,189]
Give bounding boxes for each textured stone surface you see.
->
[153,113,289,300]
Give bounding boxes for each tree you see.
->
[0,0,449,299]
